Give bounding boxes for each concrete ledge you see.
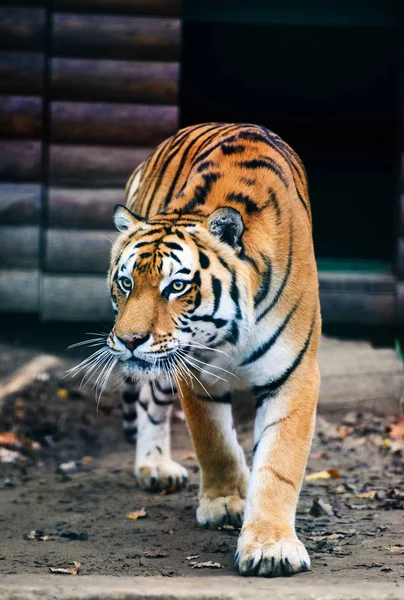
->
[1,575,404,600]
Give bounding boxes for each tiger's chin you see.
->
[120,355,174,381]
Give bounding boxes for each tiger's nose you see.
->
[116,333,150,352]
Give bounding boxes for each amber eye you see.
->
[171,280,185,292]
[118,276,132,292]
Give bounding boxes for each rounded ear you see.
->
[113,205,146,233]
[207,207,244,248]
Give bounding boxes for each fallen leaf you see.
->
[356,490,378,500]
[183,453,197,461]
[126,508,147,520]
[80,456,93,465]
[389,419,404,439]
[160,487,177,496]
[305,469,341,481]
[24,529,53,541]
[336,425,354,438]
[309,498,334,517]
[190,561,222,569]
[0,432,21,447]
[186,555,199,561]
[57,389,69,399]
[163,529,175,535]
[49,561,80,575]
[385,546,404,555]
[58,461,77,474]
[332,485,347,494]
[143,551,168,558]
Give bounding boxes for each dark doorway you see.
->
[181,1,400,263]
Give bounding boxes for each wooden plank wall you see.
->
[0,5,46,312]
[0,1,181,319]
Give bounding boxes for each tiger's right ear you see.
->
[113,205,147,233]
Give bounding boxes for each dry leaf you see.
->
[356,490,377,500]
[163,529,175,535]
[57,389,69,399]
[385,546,404,555]
[49,561,80,575]
[160,487,177,496]
[389,419,404,439]
[126,508,147,520]
[183,453,197,461]
[186,554,199,561]
[190,561,222,569]
[81,456,93,465]
[305,468,341,481]
[143,551,168,558]
[332,485,347,494]
[0,432,21,447]
[336,425,354,438]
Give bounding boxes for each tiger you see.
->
[107,123,321,577]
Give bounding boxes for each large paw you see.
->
[236,529,310,577]
[197,495,245,529]
[135,459,188,492]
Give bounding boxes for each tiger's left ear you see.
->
[207,207,245,249]
[113,205,147,233]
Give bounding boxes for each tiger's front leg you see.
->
[134,378,188,492]
[179,386,249,529]
[236,359,320,577]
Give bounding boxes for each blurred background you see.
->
[0,0,402,329]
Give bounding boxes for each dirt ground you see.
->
[0,331,403,583]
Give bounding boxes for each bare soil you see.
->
[0,362,403,582]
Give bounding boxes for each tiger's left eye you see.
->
[119,276,132,292]
[171,280,185,292]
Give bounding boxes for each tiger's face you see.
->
[107,205,246,378]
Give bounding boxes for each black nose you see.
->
[116,333,149,352]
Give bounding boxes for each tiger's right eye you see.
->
[118,276,132,292]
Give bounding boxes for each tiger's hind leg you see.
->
[134,377,188,492]
[122,377,139,444]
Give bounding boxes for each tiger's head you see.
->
[107,205,248,379]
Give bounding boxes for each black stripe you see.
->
[211,275,222,314]
[253,316,316,408]
[189,314,227,328]
[197,160,217,173]
[155,380,176,395]
[241,300,300,366]
[122,390,139,404]
[147,412,166,425]
[218,320,239,346]
[123,410,137,422]
[230,271,242,319]
[170,251,181,264]
[199,250,210,268]
[198,392,232,404]
[150,384,174,406]
[253,255,272,308]
[226,191,259,214]
[181,172,221,213]
[177,267,190,275]
[164,242,183,251]
[263,189,281,221]
[192,125,244,165]
[163,125,221,208]
[222,143,246,155]
[238,158,288,188]
[256,227,293,323]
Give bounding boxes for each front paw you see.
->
[135,459,188,492]
[236,526,310,577]
[197,495,245,529]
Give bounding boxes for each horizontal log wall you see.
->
[0,225,40,268]
[53,0,181,17]
[0,6,46,51]
[50,102,178,146]
[49,145,151,187]
[48,188,120,229]
[52,14,181,61]
[0,96,42,138]
[0,52,45,95]
[0,269,40,313]
[42,274,113,321]
[0,183,41,224]
[45,229,117,272]
[0,140,42,181]
[51,58,179,104]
